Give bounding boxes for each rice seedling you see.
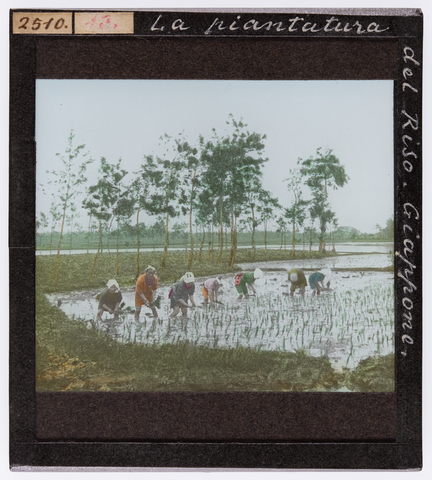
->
[50,271,394,371]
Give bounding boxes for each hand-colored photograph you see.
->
[35,79,394,392]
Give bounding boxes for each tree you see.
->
[255,190,281,254]
[299,147,349,252]
[129,175,152,278]
[112,194,135,275]
[82,157,128,279]
[176,136,204,269]
[86,215,98,253]
[330,217,338,252]
[304,208,318,251]
[379,216,394,240]
[200,115,268,267]
[140,136,184,272]
[65,206,80,254]
[48,203,62,255]
[308,189,336,252]
[276,216,288,251]
[47,131,92,283]
[284,168,309,258]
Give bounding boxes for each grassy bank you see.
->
[37,248,337,293]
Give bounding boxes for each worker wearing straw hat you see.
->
[169,271,197,318]
[97,279,122,320]
[135,265,159,320]
[235,268,263,299]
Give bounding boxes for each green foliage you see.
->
[374,216,394,241]
[44,130,93,283]
[83,157,128,223]
[298,147,349,251]
[299,147,350,195]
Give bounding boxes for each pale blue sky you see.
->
[36,79,394,233]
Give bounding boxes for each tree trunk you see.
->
[251,204,256,260]
[198,228,205,262]
[229,213,235,267]
[87,216,92,254]
[136,207,141,278]
[210,224,214,261]
[207,224,212,261]
[162,212,169,271]
[116,219,120,275]
[53,203,68,284]
[49,228,53,256]
[319,223,326,252]
[292,222,296,258]
[69,215,73,254]
[99,223,104,254]
[187,206,194,270]
[187,169,196,270]
[218,200,224,265]
[89,222,102,279]
[229,215,238,268]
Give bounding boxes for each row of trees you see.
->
[39,119,351,284]
[36,220,393,256]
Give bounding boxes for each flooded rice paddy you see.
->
[46,245,394,371]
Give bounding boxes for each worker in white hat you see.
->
[234,268,264,299]
[96,279,122,320]
[169,272,197,318]
[135,265,159,320]
[288,268,307,298]
[202,276,224,306]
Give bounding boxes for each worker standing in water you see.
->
[235,268,264,299]
[135,265,159,321]
[97,279,122,320]
[288,268,307,298]
[169,272,197,318]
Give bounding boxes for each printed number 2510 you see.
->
[13,13,71,34]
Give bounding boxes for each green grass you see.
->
[346,354,395,392]
[37,248,336,293]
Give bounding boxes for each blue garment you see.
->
[308,272,325,289]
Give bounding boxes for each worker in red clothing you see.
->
[135,265,159,320]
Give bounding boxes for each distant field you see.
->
[36,230,392,252]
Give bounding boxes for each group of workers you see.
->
[96,265,330,321]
